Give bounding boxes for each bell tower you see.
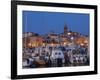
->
[64,24,68,34]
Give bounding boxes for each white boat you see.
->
[50,49,65,63]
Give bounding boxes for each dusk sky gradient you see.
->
[23,11,89,35]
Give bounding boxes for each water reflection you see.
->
[23,60,89,69]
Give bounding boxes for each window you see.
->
[59,53,61,55]
[55,52,57,55]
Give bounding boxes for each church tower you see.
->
[64,24,68,34]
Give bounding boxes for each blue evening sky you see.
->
[23,11,89,35]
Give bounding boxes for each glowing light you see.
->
[28,43,31,47]
[84,40,88,43]
[63,42,67,45]
[71,37,74,40]
[80,43,84,46]
[51,43,54,46]
[32,43,36,47]
[67,32,71,35]
[42,43,45,46]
